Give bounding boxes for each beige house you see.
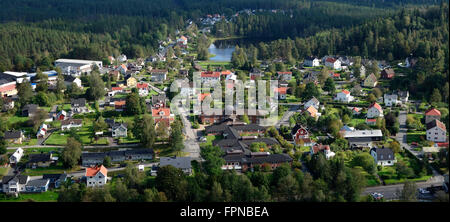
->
[364,73,377,88]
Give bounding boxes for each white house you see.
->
[36,124,48,138]
[426,119,447,143]
[334,90,354,103]
[384,93,400,107]
[85,165,108,187]
[370,147,396,166]
[324,57,341,70]
[9,148,24,165]
[367,102,383,118]
[304,97,320,110]
[304,57,320,67]
[310,144,335,160]
[118,54,127,63]
[136,83,149,97]
[61,119,83,131]
[199,71,220,84]
[1,175,29,194]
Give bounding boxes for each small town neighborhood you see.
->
[0,2,449,203]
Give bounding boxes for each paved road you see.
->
[29,162,159,180]
[275,104,300,129]
[362,180,444,200]
[178,106,202,161]
[7,143,141,150]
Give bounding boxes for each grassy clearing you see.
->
[0,191,59,202]
[406,132,426,143]
[0,167,10,178]
[22,162,79,176]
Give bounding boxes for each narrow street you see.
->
[178,105,202,161]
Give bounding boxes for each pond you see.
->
[208,38,274,62]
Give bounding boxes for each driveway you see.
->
[178,105,202,161]
[275,104,301,129]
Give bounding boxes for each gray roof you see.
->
[26,179,50,187]
[160,156,192,169]
[71,98,86,107]
[3,130,23,139]
[43,174,67,181]
[343,130,383,138]
[28,153,52,163]
[2,175,29,184]
[371,147,395,161]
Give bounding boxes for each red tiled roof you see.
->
[342,90,350,95]
[137,83,148,89]
[152,108,171,117]
[120,64,127,69]
[111,87,122,91]
[366,118,377,122]
[425,108,441,116]
[86,165,107,177]
[436,142,448,147]
[199,93,211,101]
[352,107,360,112]
[0,83,16,93]
[275,87,288,95]
[326,57,337,63]
[368,102,382,111]
[115,100,126,106]
[220,70,232,75]
[201,71,220,78]
[277,71,292,75]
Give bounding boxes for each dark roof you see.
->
[152,94,167,105]
[2,175,29,184]
[71,98,86,107]
[61,119,83,126]
[124,149,154,156]
[26,179,50,187]
[64,75,77,82]
[43,174,67,181]
[223,153,293,164]
[232,124,266,132]
[371,147,395,161]
[3,130,23,139]
[28,153,52,163]
[426,119,446,131]
[22,104,38,113]
[160,156,192,169]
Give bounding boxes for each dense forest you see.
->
[0,0,444,72]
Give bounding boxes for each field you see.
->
[0,191,59,202]
[377,152,433,185]
[406,132,426,143]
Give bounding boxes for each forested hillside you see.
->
[0,0,443,72]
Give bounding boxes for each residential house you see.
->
[61,119,83,131]
[222,152,293,172]
[334,90,354,103]
[71,98,88,114]
[310,144,335,160]
[359,65,366,78]
[25,179,50,193]
[42,174,67,188]
[1,175,29,193]
[177,35,188,47]
[86,165,108,187]
[2,97,14,111]
[367,102,383,118]
[22,104,38,117]
[343,130,383,149]
[115,100,126,111]
[136,83,149,96]
[381,68,395,79]
[109,70,121,81]
[426,119,447,143]
[305,105,320,119]
[397,90,409,104]
[36,124,48,138]
[275,87,288,100]
[64,75,82,88]
[425,108,441,124]
[108,87,123,97]
[370,147,396,166]
[118,54,127,63]
[249,68,263,80]
[4,130,24,144]
[152,107,174,127]
[277,71,292,81]
[352,107,361,115]
[291,125,314,146]
[9,148,24,165]
[324,57,341,70]
[383,92,397,105]
[150,69,168,82]
[199,71,220,83]
[56,110,67,120]
[112,123,128,138]
[124,74,137,88]
[27,153,53,168]
[364,73,377,88]
[0,75,17,97]
[159,156,192,175]
[81,149,154,166]
[303,71,319,84]
[405,56,418,68]
[304,57,320,67]
[304,97,320,110]
[151,94,167,108]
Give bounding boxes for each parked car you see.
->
[418,188,430,194]
[198,136,207,142]
[371,192,383,200]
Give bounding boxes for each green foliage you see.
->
[61,137,82,169]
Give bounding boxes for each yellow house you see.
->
[125,75,137,88]
[364,73,377,88]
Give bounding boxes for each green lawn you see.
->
[22,162,79,176]
[406,132,426,143]
[0,167,10,178]
[45,132,69,145]
[349,118,366,126]
[8,139,38,147]
[0,191,59,202]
